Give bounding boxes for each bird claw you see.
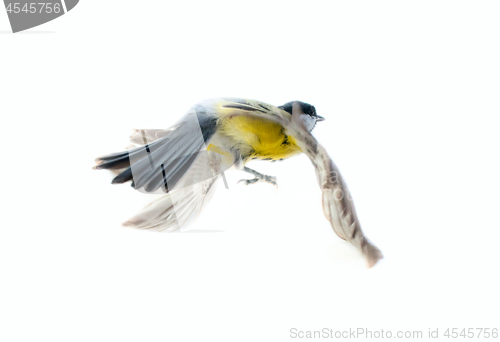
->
[263,175,278,189]
[237,178,257,186]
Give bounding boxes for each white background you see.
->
[1,1,499,341]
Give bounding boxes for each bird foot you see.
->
[237,174,278,188]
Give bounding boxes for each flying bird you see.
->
[94,98,383,267]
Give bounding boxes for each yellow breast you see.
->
[219,115,302,160]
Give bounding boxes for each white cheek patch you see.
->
[300,115,316,131]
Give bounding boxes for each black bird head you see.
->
[278,101,325,132]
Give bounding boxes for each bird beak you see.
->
[316,115,325,122]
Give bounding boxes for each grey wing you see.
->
[122,145,226,231]
[311,144,383,268]
[122,172,221,232]
[289,122,382,267]
[95,103,221,193]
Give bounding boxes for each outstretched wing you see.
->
[310,144,383,267]
[221,105,383,267]
[289,123,383,267]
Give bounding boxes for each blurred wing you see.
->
[122,177,219,232]
[95,105,222,193]
[310,143,383,268]
[122,150,224,231]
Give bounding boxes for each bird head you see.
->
[278,101,325,132]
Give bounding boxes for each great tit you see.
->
[94,98,382,267]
